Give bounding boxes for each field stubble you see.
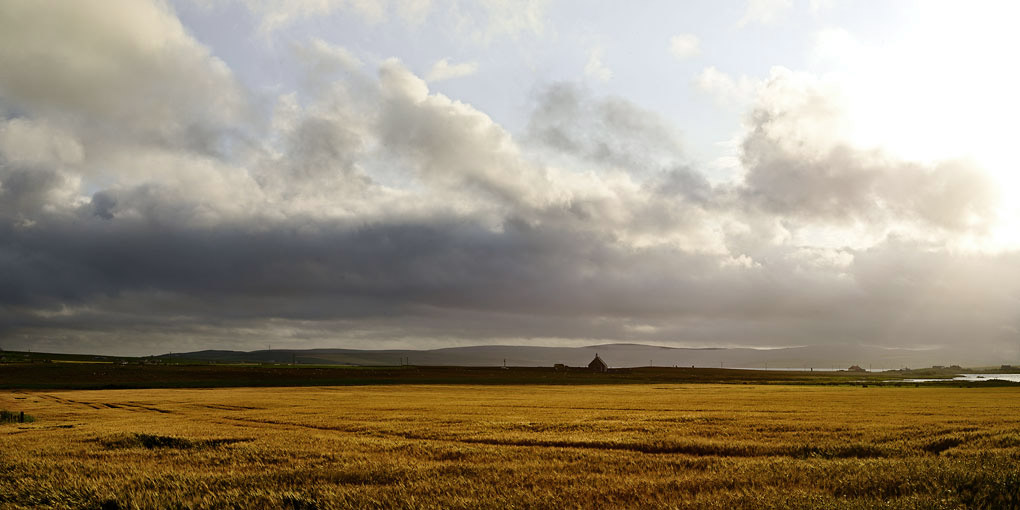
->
[2,385,1019,509]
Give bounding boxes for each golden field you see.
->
[2,384,1020,509]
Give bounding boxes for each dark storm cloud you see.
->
[0,149,844,346]
[5,196,1018,357]
[90,191,117,220]
[1,206,721,316]
[3,179,1018,358]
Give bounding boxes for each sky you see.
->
[1,0,1019,359]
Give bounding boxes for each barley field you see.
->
[2,385,1019,509]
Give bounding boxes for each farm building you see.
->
[588,354,608,373]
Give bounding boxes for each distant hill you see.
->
[170,343,983,370]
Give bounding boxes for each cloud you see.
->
[525,83,684,175]
[669,34,700,59]
[426,58,479,82]
[257,112,372,201]
[738,67,1000,231]
[7,200,1018,360]
[379,59,559,210]
[0,118,84,167]
[696,66,756,108]
[0,0,248,155]
[0,0,256,227]
[584,48,613,82]
[2,1,1018,363]
[294,38,363,79]
[738,0,793,26]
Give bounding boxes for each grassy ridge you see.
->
[2,385,1020,509]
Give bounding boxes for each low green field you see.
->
[2,385,1019,509]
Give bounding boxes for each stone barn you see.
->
[588,354,608,373]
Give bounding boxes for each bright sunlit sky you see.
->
[1,0,1019,360]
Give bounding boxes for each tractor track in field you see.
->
[215,415,891,459]
[30,393,173,413]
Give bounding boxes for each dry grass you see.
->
[2,385,1019,509]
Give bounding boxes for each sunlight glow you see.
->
[828,1,1020,250]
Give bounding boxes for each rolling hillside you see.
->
[171,343,980,370]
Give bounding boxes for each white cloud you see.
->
[584,48,613,82]
[380,59,559,209]
[739,67,1000,233]
[299,38,362,71]
[0,0,248,152]
[380,58,431,102]
[0,0,265,229]
[426,58,479,82]
[669,34,700,59]
[291,38,363,92]
[0,118,84,167]
[738,0,793,26]
[696,66,756,108]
